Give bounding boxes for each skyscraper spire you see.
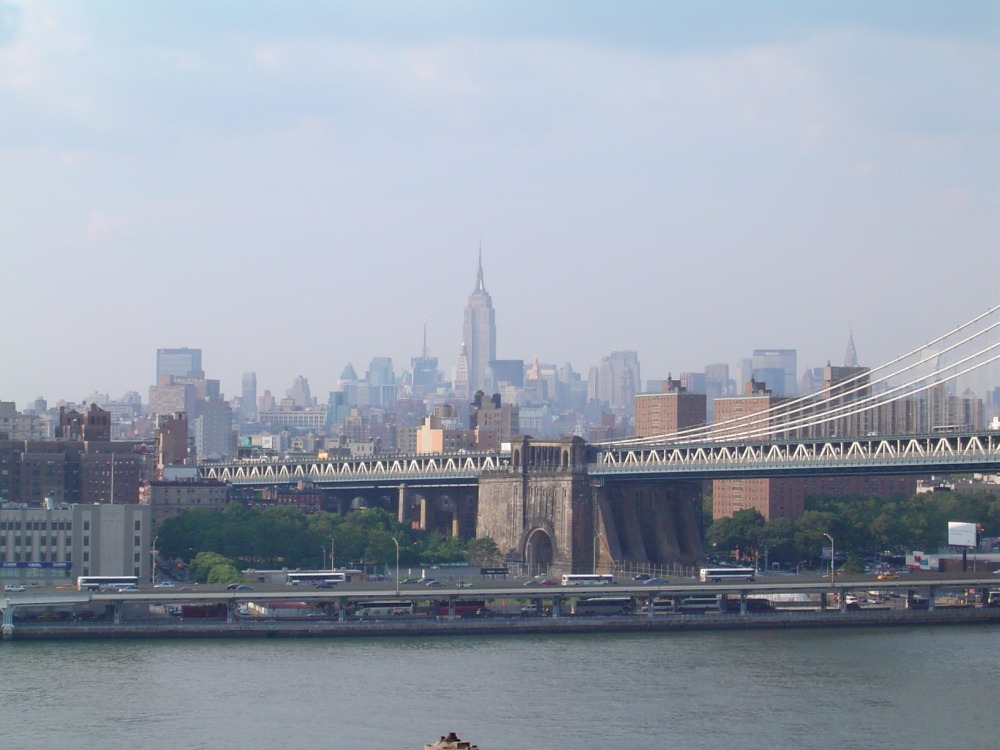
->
[475,242,485,292]
[844,330,858,367]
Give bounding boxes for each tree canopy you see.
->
[157,504,493,573]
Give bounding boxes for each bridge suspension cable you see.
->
[599,304,1000,447]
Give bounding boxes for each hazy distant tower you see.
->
[241,372,258,423]
[461,249,497,396]
[156,348,203,382]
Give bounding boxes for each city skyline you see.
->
[2,2,997,404]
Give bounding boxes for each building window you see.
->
[134,520,141,531]
[134,535,140,547]
[82,551,89,562]
[83,536,89,547]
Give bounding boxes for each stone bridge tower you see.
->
[477,436,704,574]
[477,436,591,574]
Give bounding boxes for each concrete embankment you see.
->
[6,607,999,641]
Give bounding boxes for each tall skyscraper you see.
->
[751,349,797,396]
[241,372,258,423]
[411,323,440,398]
[156,348,203,382]
[461,250,497,397]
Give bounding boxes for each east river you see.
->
[0,625,995,750]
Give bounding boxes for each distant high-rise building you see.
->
[751,349,797,396]
[453,343,470,399]
[460,250,497,397]
[286,376,313,408]
[156,348,203,382]
[155,412,189,475]
[411,324,440,398]
[193,400,235,460]
[634,377,706,438]
[241,372,257,423]
[596,351,640,416]
[366,357,396,408]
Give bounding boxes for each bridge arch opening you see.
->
[350,496,368,510]
[525,529,553,577]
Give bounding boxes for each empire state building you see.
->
[461,252,497,397]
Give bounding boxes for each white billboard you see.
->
[948,521,977,548]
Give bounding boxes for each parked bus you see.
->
[560,574,614,586]
[699,567,755,583]
[354,600,413,618]
[77,575,140,591]
[677,595,723,613]
[286,571,349,586]
[571,597,634,616]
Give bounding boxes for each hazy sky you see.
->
[2,1,998,406]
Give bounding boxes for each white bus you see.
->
[354,600,413,618]
[286,571,349,586]
[560,574,614,586]
[699,567,756,583]
[77,575,140,591]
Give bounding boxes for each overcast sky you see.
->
[2,1,998,406]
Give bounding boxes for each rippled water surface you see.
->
[1,626,996,750]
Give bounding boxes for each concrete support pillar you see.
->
[928,587,936,611]
[819,592,828,611]
[418,496,428,531]
[451,510,459,538]
[113,603,122,625]
[397,484,407,524]
[2,602,13,639]
[227,604,234,623]
[739,592,748,615]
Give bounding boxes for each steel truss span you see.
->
[591,431,1000,479]
[199,432,1000,487]
[200,452,509,486]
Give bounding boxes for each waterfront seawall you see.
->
[5,606,999,641]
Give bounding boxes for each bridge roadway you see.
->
[4,576,997,613]
[199,431,1000,487]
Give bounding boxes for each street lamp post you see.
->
[823,533,835,578]
[391,537,400,595]
[151,536,157,585]
[796,560,808,575]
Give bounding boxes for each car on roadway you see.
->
[425,580,444,588]
[876,573,899,581]
[400,578,421,585]
[4,584,26,592]
[154,581,175,588]
[633,574,651,581]
[644,578,668,585]
[233,585,254,591]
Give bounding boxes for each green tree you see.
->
[464,537,501,565]
[705,509,765,562]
